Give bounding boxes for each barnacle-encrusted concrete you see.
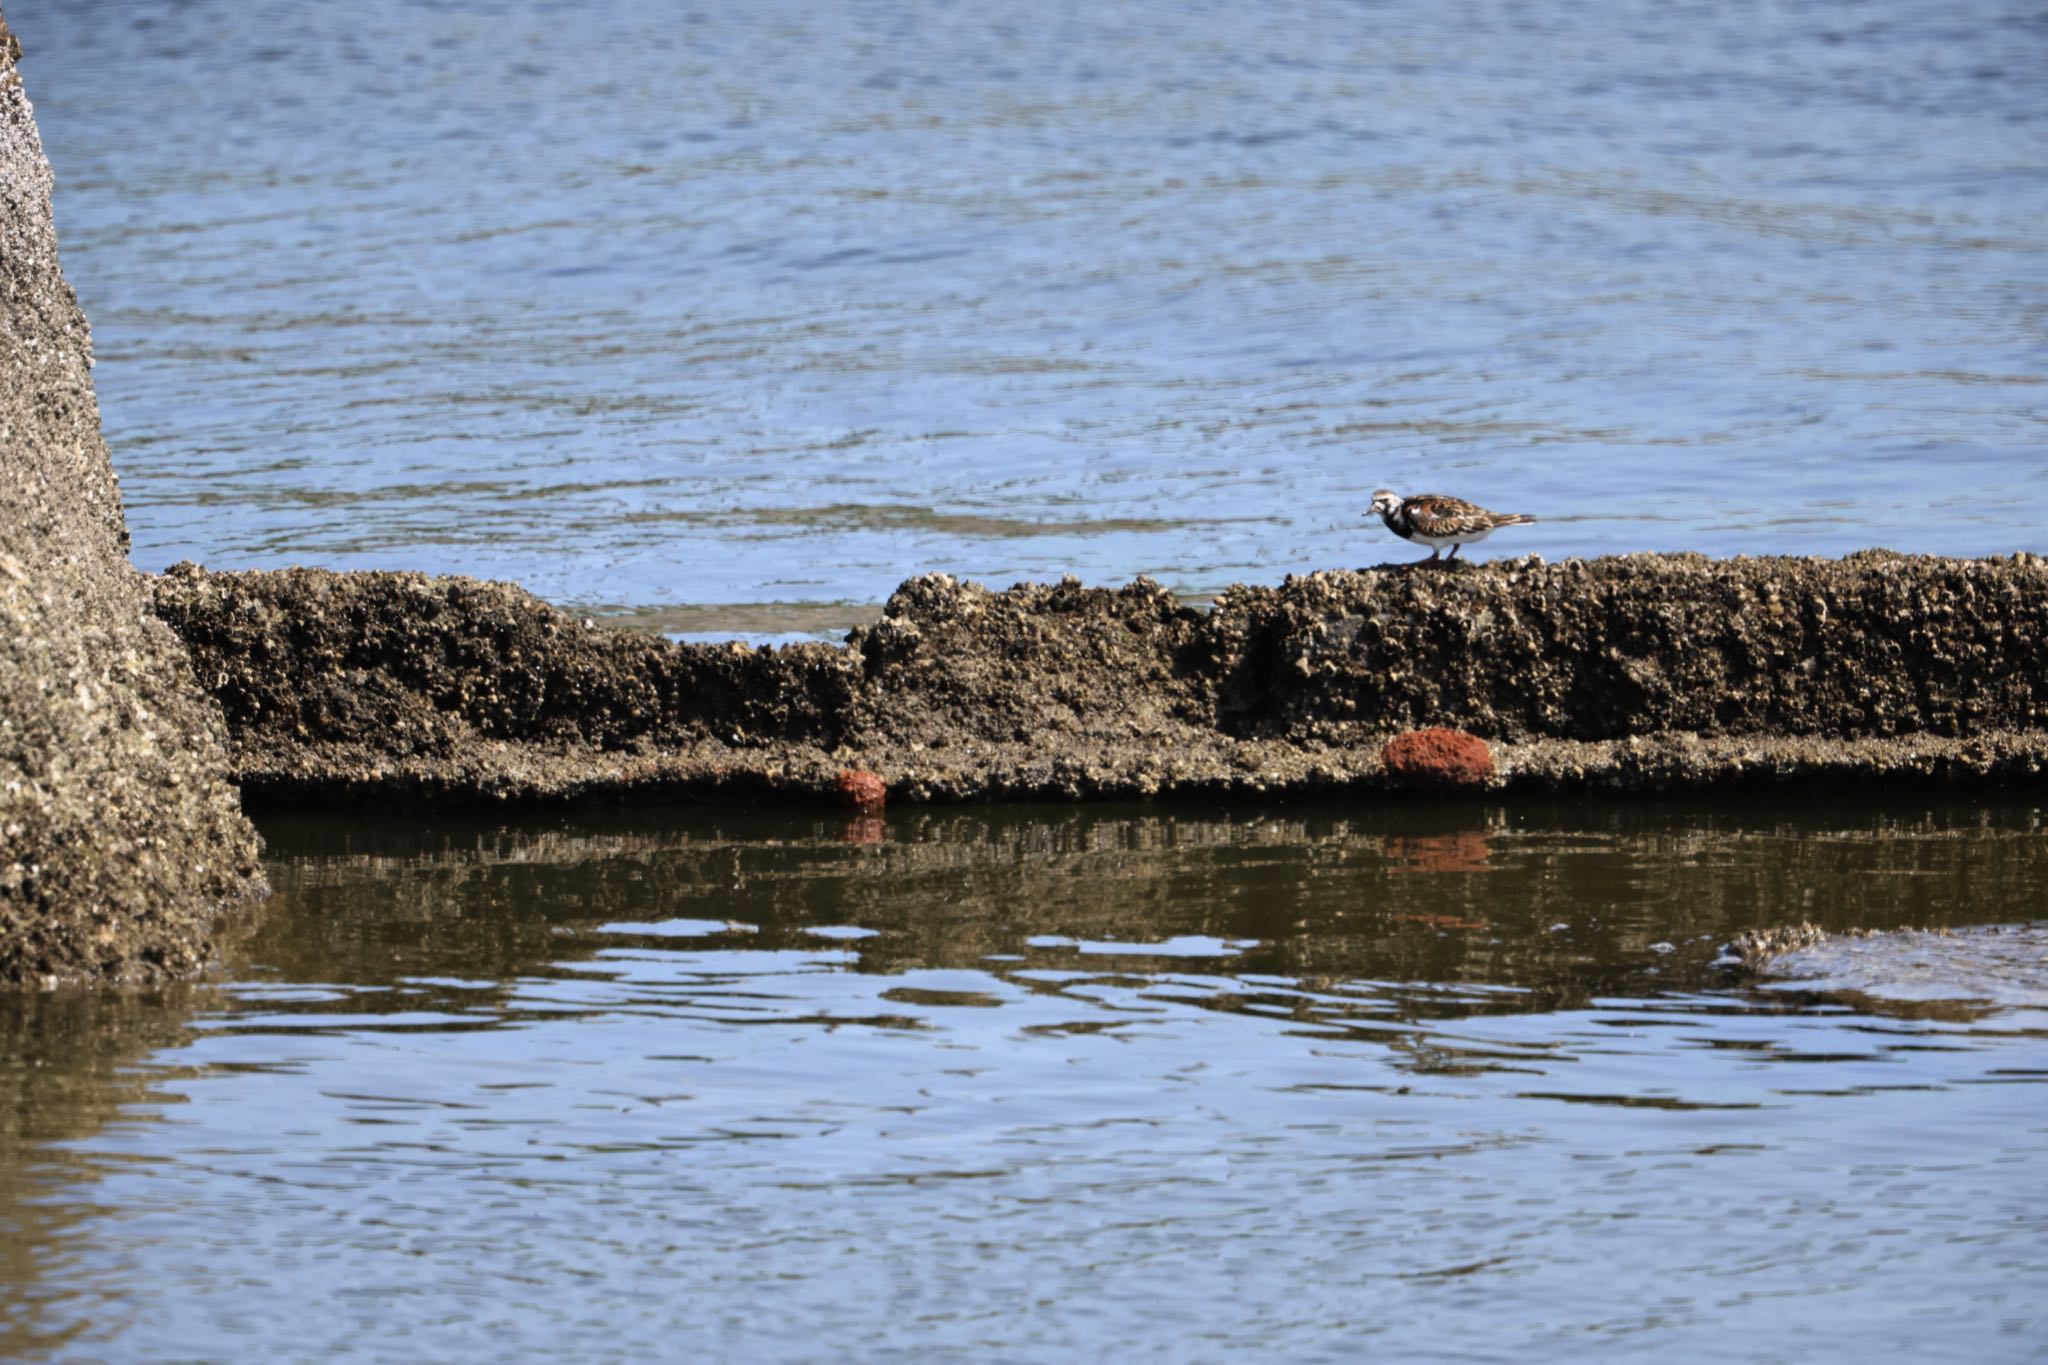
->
[1,10,265,987]
[11,0,2044,996]
[153,552,2048,810]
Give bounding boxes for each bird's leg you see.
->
[1427,546,1442,561]
[1447,544,1462,561]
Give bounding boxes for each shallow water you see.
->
[3,799,2045,1360]
[16,0,2048,632]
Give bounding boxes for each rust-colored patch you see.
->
[836,768,887,814]
[1384,830,1492,873]
[1381,728,1495,794]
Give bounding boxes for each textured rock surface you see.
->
[1719,921,1831,972]
[1,11,264,988]
[149,563,854,805]
[1206,552,2048,741]
[154,555,2048,809]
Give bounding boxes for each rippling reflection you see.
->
[3,799,2045,1358]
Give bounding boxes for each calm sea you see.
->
[15,0,2048,634]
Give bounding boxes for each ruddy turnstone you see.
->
[1367,489,1535,562]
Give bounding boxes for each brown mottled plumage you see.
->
[1367,489,1536,561]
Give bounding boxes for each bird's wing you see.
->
[1402,494,1498,538]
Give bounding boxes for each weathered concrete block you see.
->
[1207,555,2048,741]
[1,9,264,987]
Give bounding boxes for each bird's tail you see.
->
[1497,512,1537,526]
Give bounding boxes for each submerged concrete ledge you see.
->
[151,552,2048,809]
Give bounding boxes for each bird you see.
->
[1367,489,1536,562]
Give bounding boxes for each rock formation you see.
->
[153,553,2048,810]
[4,0,2045,991]
[1,9,264,987]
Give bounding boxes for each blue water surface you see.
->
[16,0,2048,621]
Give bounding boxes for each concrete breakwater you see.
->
[5,0,2045,990]
[1,10,264,989]
[153,552,2048,810]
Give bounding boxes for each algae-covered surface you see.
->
[3,796,2043,1360]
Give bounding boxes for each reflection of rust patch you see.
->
[1384,830,1491,873]
[1392,912,1489,931]
[839,815,885,845]
[836,768,887,813]
[1382,728,1495,793]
